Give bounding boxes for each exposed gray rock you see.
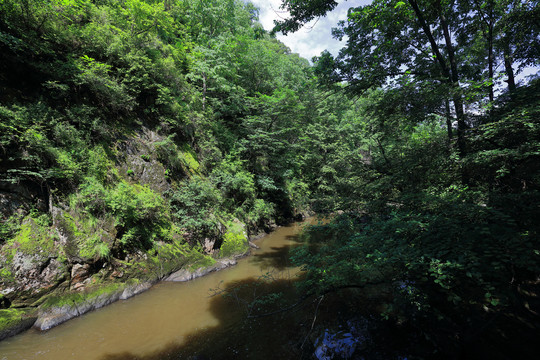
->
[117,127,171,193]
[164,258,237,282]
[119,282,152,300]
[34,304,83,331]
[12,252,42,275]
[8,251,66,298]
[124,155,170,193]
[70,264,90,289]
[203,238,215,254]
[0,185,35,219]
[34,281,154,331]
[40,259,64,288]
[248,241,260,249]
[2,218,65,300]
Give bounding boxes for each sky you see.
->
[247,0,538,81]
[248,0,371,62]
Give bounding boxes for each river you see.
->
[0,221,314,360]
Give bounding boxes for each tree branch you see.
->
[247,281,386,319]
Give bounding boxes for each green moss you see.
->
[0,267,14,282]
[58,211,114,262]
[226,220,246,235]
[9,217,56,256]
[220,231,248,258]
[136,238,191,279]
[188,254,216,271]
[40,282,124,310]
[125,232,216,279]
[219,221,249,258]
[0,308,34,333]
[40,291,84,309]
[61,212,80,237]
[181,144,200,174]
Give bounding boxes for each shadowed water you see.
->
[0,221,312,360]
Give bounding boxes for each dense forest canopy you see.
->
[274,0,540,357]
[0,0,539,357]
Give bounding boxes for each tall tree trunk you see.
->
[408,0,466,155]
[504,45,516,93]
[407,0,450,78]
[445,99,453,140]
[438,2,467,157]
[472,0,495,103]
[488,23,494,103]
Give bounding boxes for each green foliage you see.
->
[210,156,276,228]
[40,282,125,310]
[0,0,321,296]
[219,221,249,258]
[72,178,169,251]
[0,0,538,354]
[465,82,540,190]
[8,216,56,256]
[0,213,23,245]
[168,176,222,243]
[0,308,34,334]
[296,182,540,319]
[105,182,168,248]
[75,55,134,113]
[211,156,256,209]
[290,80,540,354]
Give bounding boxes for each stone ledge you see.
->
[164,258,237,282]
[33,281,153,331]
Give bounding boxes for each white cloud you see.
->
[246,1,539,84]
[248,0,371,61]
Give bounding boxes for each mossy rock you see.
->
[0,308,37,341]
[34,279,154,331]
[8,217,56,258]
[39,282,124,310]
[55,211,116,263]
[187,254,216,272]
[180,144,200,174]
[219,220,249,258]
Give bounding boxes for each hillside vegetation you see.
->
[0,0,328,319]
[1,0,540,356]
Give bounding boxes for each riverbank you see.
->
[0,221,310,360]
[0,224,271,342]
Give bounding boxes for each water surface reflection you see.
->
[0,221,311,360]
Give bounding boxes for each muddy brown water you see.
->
[0,221,318,360]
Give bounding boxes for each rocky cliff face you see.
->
[1,217,67,306]
[0,126,251,340]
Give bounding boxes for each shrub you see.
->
[168,176,222,243]
[220,222,248,258]
[75,178,169,250]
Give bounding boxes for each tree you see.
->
[275,0,539,155]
